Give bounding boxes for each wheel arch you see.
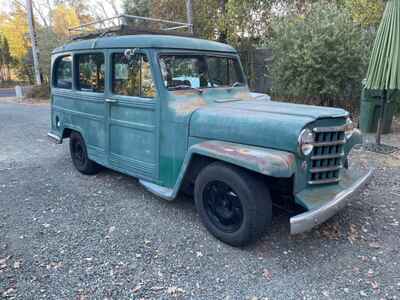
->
[173,141,297,199]
[61,125,86,142]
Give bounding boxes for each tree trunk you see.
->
[186,0,193,33]
[6,64,10,81]
[217,0,228,43]
[26,0,42,85]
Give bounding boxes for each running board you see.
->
[139,180,175,201]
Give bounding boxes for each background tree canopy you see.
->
[0,0,389,112]
[268,1,375,109]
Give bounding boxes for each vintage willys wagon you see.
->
[48,30,372,246]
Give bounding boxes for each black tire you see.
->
[194,162,272,246]
[69,131,101,175]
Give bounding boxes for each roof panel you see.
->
[52,34,237,54]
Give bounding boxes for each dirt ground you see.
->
[1,99,400,299]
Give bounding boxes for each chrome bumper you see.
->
[290,168,373,235]
[47,132,62,144]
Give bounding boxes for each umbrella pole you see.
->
[376,89,387,145]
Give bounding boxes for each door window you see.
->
[54,55,72,89]
[112,53,156,98]
[76,53,105,93]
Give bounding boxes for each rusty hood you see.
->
[189,99,348,153]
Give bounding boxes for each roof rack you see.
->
[68,14,194,40]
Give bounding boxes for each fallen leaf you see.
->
[2,288,15,297]
[319,222,341,240]
[13,261,21,269]
[262,269,272,281]
[348,224,360,243]
[371,281,379,289]
[167,286,185,296]
[46,261,63,270]
[0,256,11,265]
[368,242,382,249]
[360,290,367,297]
[367,269,374,278]
[76,294,88,300]
[132,284,142,293]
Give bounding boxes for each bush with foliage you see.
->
[267,1,374,110]
[25,84,50,99]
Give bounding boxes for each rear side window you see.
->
[76,53,105,93]
[112,53,155,98]
[54,55,72,89]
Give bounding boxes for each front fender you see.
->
[140,140,296,201]
[188,141,296,178]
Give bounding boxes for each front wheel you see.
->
[69,131,101,175]
[194,162,272,246]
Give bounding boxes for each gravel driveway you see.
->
[1,100,399,299]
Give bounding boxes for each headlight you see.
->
[298,128,315,156]
[345,117,354,140]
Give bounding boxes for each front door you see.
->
[105,50,158,180]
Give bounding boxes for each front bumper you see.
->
[290,167,373,234]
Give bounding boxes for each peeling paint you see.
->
[233,90,251,101]
[169,97,207,116]
[199,141,296,177]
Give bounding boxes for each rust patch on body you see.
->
[171,90,201,97]
[200,141,293,175]
[169,97,207,115]
[233,90,251,101]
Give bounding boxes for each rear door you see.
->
[105,49,159,180]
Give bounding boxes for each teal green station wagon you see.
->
[48,34,373,246]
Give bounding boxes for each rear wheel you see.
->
[194,162,272,246]
[69,131,101,175]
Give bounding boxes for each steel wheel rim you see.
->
[203,181,244,233]
[73,141,85,166]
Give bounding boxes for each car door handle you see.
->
[105,98,118,103]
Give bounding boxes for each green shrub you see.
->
[267,1,374,113]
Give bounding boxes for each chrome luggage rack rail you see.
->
[68,14,193,40]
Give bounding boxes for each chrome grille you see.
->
[308,126,346,185]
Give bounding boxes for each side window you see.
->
[76,53,105,93]
[54,55,72,89]
[112,53,156,98]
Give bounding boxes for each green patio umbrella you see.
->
[365,0,400,144]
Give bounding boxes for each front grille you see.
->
[308,126,346,185]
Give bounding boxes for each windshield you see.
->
[159,55,245,90]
